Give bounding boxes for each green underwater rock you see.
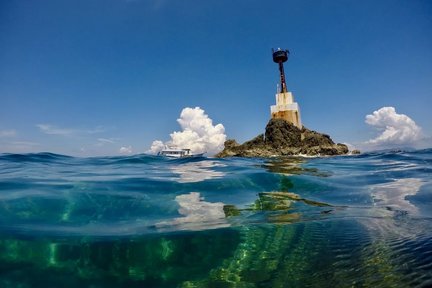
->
[0,229,241,287]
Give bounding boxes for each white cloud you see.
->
[0,130,16,138]
[95,138,117,147]
[98,138,115,144]
[149,107,226,156]
[94,138,117,148]
[119,146,133,154]
[36,124,106,137]
[86,126,107,134]
[36,124,75,136]
[365,107,423,148]
[0,141,40,153]
[149,140,165,153]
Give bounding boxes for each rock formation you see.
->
[216,118,349,157]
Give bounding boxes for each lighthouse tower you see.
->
[270,48,302,128]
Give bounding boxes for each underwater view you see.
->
[0,150,432,287]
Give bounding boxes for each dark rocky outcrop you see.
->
[216,118,351,157]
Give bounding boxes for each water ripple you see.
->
[0,150,431,286]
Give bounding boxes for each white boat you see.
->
[158,147,204,158]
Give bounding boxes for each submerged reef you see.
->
[216,118,351,157]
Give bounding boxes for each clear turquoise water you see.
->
[0,150,431,287]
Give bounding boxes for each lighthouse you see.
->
[270,48,302,128]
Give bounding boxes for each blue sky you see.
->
[1,0,431,155]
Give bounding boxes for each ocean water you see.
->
[0,150,431,287]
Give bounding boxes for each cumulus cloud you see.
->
[365,107,423,148]
[149,140,165,153]
[119,146,133,154]
[149,107,226,156]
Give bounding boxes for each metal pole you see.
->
[279,62,287,93]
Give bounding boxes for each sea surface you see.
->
[0,150,431,287]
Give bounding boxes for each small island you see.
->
[217,48,357,158]
[216,118,350,157]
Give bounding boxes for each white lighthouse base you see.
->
[270,91,302,128]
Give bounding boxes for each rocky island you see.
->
[216,48,358,158]
[215,48,360,158]
[216,118,350,158]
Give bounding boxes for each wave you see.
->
[1,148,432,287]
[0,149,431,236]
[0,152,73,163]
